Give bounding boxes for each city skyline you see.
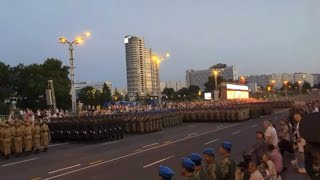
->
[0,1,319,88]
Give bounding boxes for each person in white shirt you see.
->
[248,161,264,180]
[263,120,278,148]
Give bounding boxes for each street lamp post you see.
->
[213,70,218,90]
[298,80,302,96]
[151,53,170,106]
[271,80,276,100]
[58,32,91,115]
[283,80,288,99]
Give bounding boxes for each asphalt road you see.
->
[0,110,310,180]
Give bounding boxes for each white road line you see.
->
[251,124,258,128]
[100,141,119,146]
[48,143,68,148]
[48,164,82,174]
[204,139,219,145]
[188,132,198,136]
[2,158,38,167]
[43,123,240,180]
[142,143,159,148]
[143,156,175,168]
[216,125,224,129]
[232,131,241,135]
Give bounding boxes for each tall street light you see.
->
[298,80,302,96]
[283,80,288,99]
[58,32,91,114]
[213,70,219,90]
[271,80,276,99]
[151,52,170,105]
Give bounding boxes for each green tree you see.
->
[100,83,112,105]
[113,88,123,101]
[302,81,312,93]
[188,85,200,100]
[162,87,175,100]
[0,62,13,114]
[78,86,96,106]
[204,76,224,92]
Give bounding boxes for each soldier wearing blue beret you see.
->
[218,142,236,180]
[202,148,218,180]
[190,153,209,180]
[181,158,199,180]
[159,165,174,180]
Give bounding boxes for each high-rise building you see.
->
[186,64,238,91]
[124,35,160,99]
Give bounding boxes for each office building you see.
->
[124,36,160,99]
[186,64,238,91]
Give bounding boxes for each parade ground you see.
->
[0,110,309,180]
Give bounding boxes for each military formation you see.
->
[181,102,275,123]
[0,120,50,159]
[48,110,183,143]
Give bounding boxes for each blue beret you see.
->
[202,148,215,156]
[159,165,174,178]
[189,153,202,166]
[222,142,232,151]
[182,158,196,169]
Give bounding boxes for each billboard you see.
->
[204,93,212,100]
[226,90,249,99]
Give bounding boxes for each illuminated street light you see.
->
[283,80,288,99]
[58,31,91,114]
[298,80,302,96]
[151,52,170,105]
[271,80,276,99]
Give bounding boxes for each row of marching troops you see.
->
[0,120,50,159]
[49,110,183,142]
[180,103,274,123]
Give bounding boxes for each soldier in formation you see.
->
[0,120,50,159]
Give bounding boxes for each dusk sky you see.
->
[1,0,319,88]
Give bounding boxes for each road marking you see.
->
[31,177,42,180]
[188,132,198,136]
[143,143,159,148]
[232,131,241,135]
[135,148,143,152]
[216,125,224,129]
[163,141,172,144]
[143,156,175,168]
[48,143,68,148]
[43,123,240,180]
[2,158,38,167]
[89,160,103,165]
[100,141,119,146]
[204,138,219,145]
[251,124,258,128]
[48,164,82,174]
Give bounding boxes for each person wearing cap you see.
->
[158,165,174,180]
[202,148,218,180]
[299,112,320,179]
[190,153,209,180]
[14,122,23,157]
[219,142,236,180]
[40,120,50,152]
[2,123,12,159]
[24,122,33,154]
[181,158,199,180]
[32,120,41,154]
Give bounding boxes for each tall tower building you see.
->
[124,35,160,99]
